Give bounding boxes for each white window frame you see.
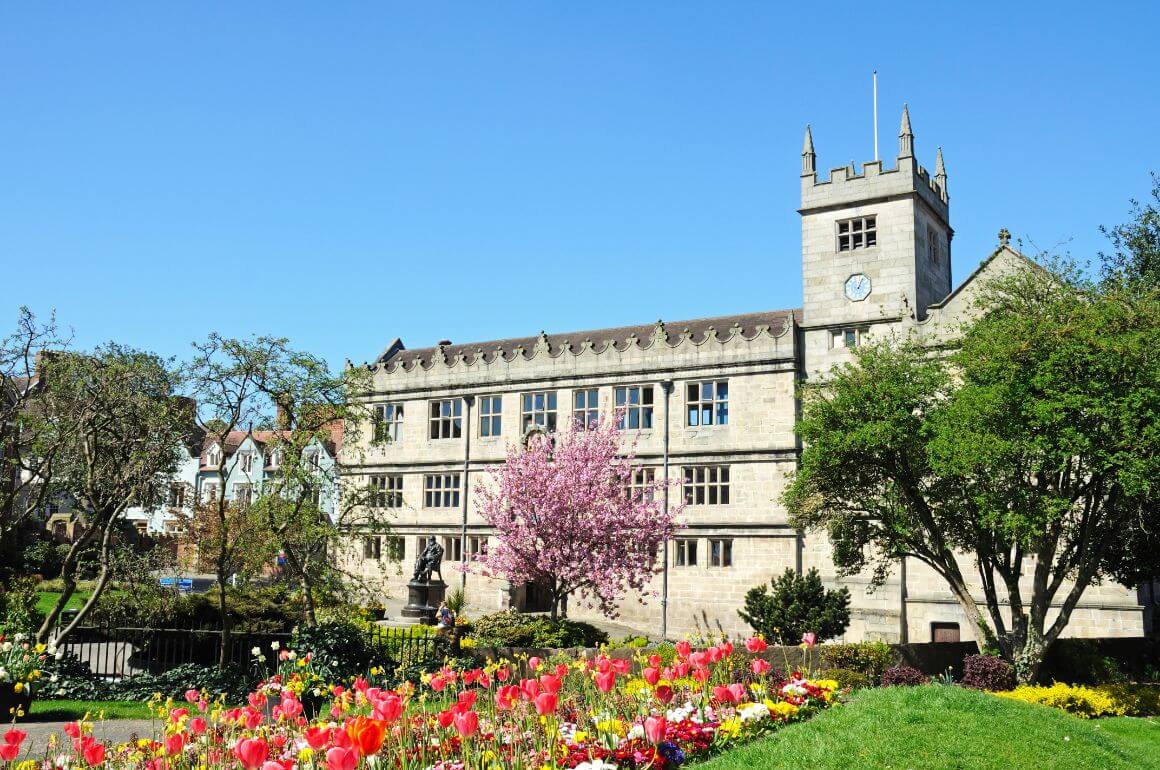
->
[614,385,654,430]
[239,452,254,473]
[572,388,599,429]
[373,402,405,443]
[832,327,867,350]
[520,391,558,433]
[443,536,463,562]
[686,381,729,427]
[429,399,463,440]
[479,395,502,438]
[468,535,489,559]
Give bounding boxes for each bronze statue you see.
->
[411,539,444,583]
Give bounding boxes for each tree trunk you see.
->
[55,514,118,643]
[216,575,231,668]
[36,522,100,644]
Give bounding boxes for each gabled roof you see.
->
[375,309,799,369]
[928,243,1041,311]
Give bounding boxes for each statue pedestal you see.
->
[401,578,447,625]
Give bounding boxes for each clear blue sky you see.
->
[3,2,1157,370]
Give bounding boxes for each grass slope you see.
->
[697,685,1160,770]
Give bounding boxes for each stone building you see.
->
[341,107,1154,642]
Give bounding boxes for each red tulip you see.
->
[751,658,771,675]
[496,667,510,682]
[0,745,19,762]
[325,747,357,770]
[594,670,616,693]
[184,689,200,704]
[189,718,207,736]
[675,641,692,658]
[83,741,106,766]
[234,738,268,770]
[692,667,710,684]
[533,692,559,715]
[539,674,562,694]
[642,667,661,686]
[644,716,667,744]
[436,710,455,729]
[654,685,674,704]
[429,674,447,692]
[520,678,541,700]
[745,637,768,654]
[304,726,331,750]
[164,733,185,757]
[3,730,26,747]
[495,685,520,711]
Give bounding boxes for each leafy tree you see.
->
[474,420,681,620]
[738,568,850,643]
[30,344,189,643]
[785,260,1160,682]
[1100,172,1160,289]
[184,334,286,665]
[246,349,377,625]
[0,308,69,578]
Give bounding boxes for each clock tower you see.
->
[799,106,952,377]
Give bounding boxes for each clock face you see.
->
[844,273,872,302]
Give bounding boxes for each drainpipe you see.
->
[660,380,673,640]
[899,555,909,643]
[459,395,474,590]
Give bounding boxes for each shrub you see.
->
[22,540,68,579]
[112,663,257,702]
[822,641,894,682]
[292,620,378,682]
[40,652,108,700]
[1040,639,1129,684]
[881,665,926,686]
[818,667,873,691]
[0,576,44,635]
[738,568,850,643]
[960,654,1016,691]
[993,683,1160,718]
[469,610,607,648]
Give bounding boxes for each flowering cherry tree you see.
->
[474,419,681,620]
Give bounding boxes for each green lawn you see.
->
[697,685,1160,770]
[27,700,153,721]
[35,590,90,617]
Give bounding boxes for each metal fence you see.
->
[57,623,439,681]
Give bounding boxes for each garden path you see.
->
[17,719,158,752]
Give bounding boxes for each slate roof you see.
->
[377,308,799,369]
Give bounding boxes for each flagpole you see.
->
[873,71,879,161]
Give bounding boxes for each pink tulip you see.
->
[184,689,200,703]
[325,747,357,770]
[539,674,562,694]
[453,711,479,739]
[801,632,817,648]
[429,674,447,692]
[751,658,771,675]
[675,641,692,658]
[728,683,747,702]
[595,670,616,693]
[528,656,541,672]
[644,716,667,744]
[533,692,558,715]
[642,667,661,686]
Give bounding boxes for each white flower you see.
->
[50,674,59,683]
[2,642,12,652]
[252,646,262,656]
[576,762,620,770]
[0,667,8,682]
[626,724,644,740]
[55,649,64,660]
[288,651,297,660]
[738,702,770,722]
[270,641,280,650]
[13,633,26,642]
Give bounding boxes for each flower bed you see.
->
[992,682,1160,718]
[1,636,838,769]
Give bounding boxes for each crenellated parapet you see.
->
[799,105,948,221]
[362,310,799,391]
